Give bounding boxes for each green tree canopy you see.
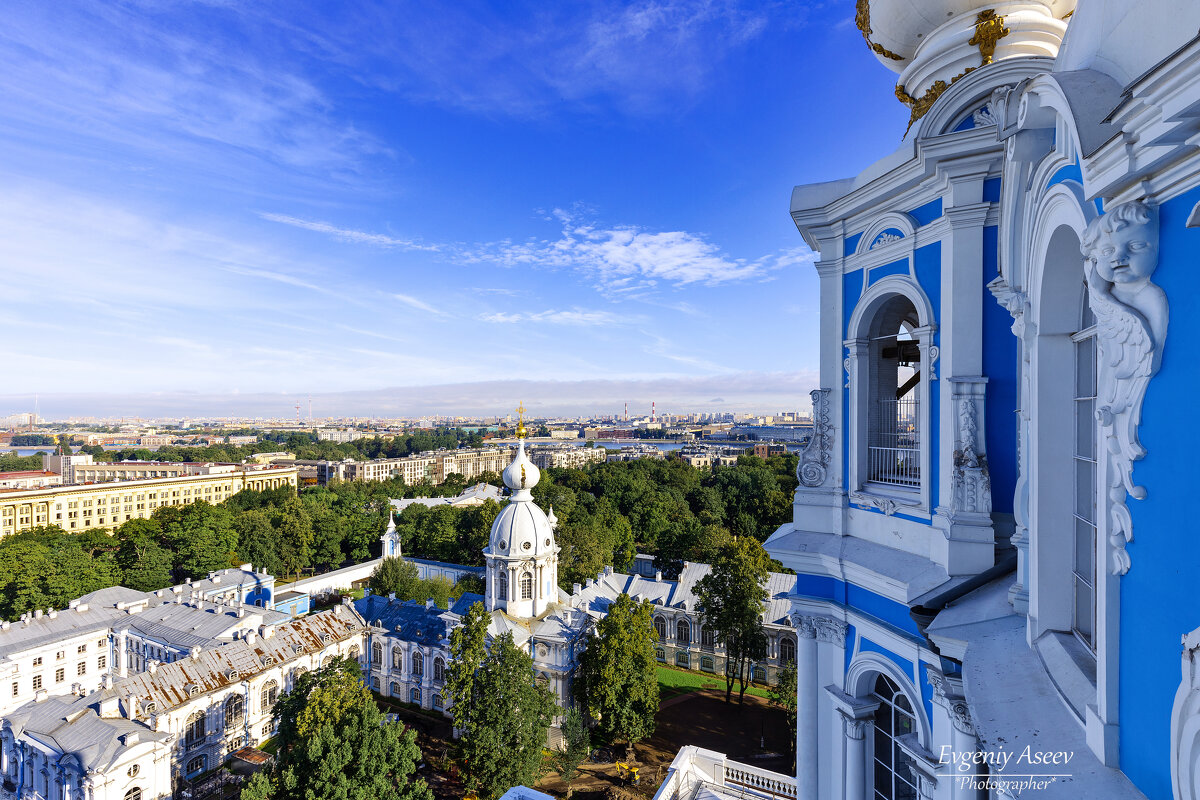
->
[446,602,557,800]
[577,593,659,757]
[265,657,432,800]
[694,537,771,703]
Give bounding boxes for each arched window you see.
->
[371,675,380,690]
[433,693,443,710]
[779,637,796,665]
[701,626,715,649]
[124,788,142,800]
[519,572,533,600]
[411,651,423,676]
[260,679,279,711]
[391,682,401,697]
[371,642,382,666]
[185,755,207,776]
[676,620,691,645]
[871,673,917,800]
[675,652,689,669]
[866,297,922,490]
[392,646,402,668]
[751,665,767,683]
[224,695,244,729]
[700,656,715,673]
[655,648,666,663]
[410,688,421,705]
[653,616,667,641]
[434,656,445,682]
[184,710,206,748]
[348,645,361,663]
[497,571,508,601]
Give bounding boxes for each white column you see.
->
[794,617,818,800]
[842,715,871,800]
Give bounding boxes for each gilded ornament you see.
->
[854,0,904,61]
[969,9,1010,65]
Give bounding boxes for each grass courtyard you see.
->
[656,663,771,701]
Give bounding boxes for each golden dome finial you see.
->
[515,402,527,439]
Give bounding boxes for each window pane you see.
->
[1075,336,1096,396]
[1074,518,1095,582]
[1074,578,1095,645]
[1074,459,1095,522]
[1075,398,1094,459]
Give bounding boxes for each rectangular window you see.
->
[32,675,42,690]
[11,682,17,697]
[98,655,107,670]
[32,656,42,667]
[56,668,64,683]
[77,662,86,676]
[77,644,86,654]
[1072,321,1098,652]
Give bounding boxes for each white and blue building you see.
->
[659,2,1200,800]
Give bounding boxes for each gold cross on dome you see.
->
[515,402,528,439]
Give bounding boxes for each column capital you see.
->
[790,614,847,643]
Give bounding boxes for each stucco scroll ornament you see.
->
[1170,626,1200,800]
[1080,200,1168,575]
[797,388,833,487]
[790,613,818,639]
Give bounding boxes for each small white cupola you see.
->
[484,403,559,619]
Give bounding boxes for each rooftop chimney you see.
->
[655,571,662,582]
[572,583,582,595]
[425,598,435,609]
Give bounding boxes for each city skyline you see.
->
[1,1,907,408]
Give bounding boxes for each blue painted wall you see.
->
[868,257,909,285]
[1119,186,1200,800]
[981,225,1018,513]
[908,198,943,226]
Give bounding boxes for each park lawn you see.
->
[656,664,771,701]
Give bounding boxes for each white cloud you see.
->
[260,213,439,251]
[478,308,631,326]
[461,209,813,292]
[392,293,449,316]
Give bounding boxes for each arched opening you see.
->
[700,656,715,673]
[675,652,689,669]
[701,626,715,650]
[348,645,361,663]
[260,680,279,712]
[124,788,142,800]
[410,688,421,705]
[392,647,403,669]
[653,616,667,641]
[224,695,244,730]
[184,710,206,749]
[865,295,922,490]
[433,693,444,710]
[434,657,445,682]
[676,620,691,645]
[185,755,207,777]
[519,572,533,600]
[371,642,382,666]
[779,637,796,665]
[412,651,423,677]
[497,571,508,602]
[655,647,666,663]
[391,681,401,697]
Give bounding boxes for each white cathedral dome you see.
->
[487,440,556,559]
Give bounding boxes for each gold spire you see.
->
[515,402,527,439]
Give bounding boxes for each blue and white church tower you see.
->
[764,1,1200,799]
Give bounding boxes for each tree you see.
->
[553,707,591,797]
[369,557,420,599]
[694,537,771,703]
[769,662,798,771]
[446,602,557,800]
[266,657,432,800]
[577,593,659,758]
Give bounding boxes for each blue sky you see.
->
[0,0,909,418]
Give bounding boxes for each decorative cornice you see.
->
[791,613,847,644]
[797,389,833,488]
[1081,200,1168,575]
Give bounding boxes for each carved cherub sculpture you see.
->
[1080,199,1168,574]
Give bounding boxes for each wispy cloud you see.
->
[478,308,632,326]
[392,293,450,317]
[461,209,811,292]
[266,0,806,117]
[260,213,438,251]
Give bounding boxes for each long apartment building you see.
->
[0,464,298,537]
[316,447,515,487]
